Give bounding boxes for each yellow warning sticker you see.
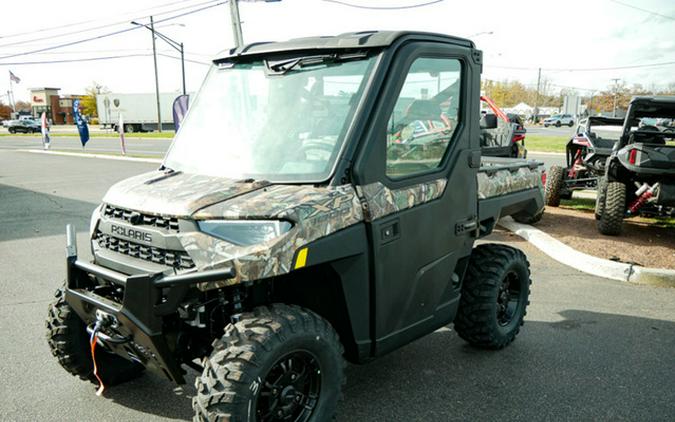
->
[295,248,308,269]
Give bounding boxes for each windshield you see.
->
[164,55,376,182]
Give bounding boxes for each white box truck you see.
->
[97,92,181,132]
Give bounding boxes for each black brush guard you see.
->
[63,225,235,384]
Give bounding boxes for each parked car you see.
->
[8,119,40,133]
[544,114,574,127]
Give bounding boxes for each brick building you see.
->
[29,87,85,124]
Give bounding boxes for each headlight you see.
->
[198,220,293,246]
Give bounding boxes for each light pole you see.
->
[132,18,187,132]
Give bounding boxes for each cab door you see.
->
[353,42,480,355]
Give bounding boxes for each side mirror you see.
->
[172,94,190,132]
[480,113,498,129]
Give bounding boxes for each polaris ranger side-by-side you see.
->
[46,31,545,421]
[596,96,675,235]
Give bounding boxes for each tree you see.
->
[0,102,12,120]
[80,81,109,117]
[14,101,31,112]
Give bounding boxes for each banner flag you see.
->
[41,112,50,150]
[118,113,126,155]
[72,99,90,147]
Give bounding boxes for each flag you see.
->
[9,70,20,84]
[72,99,90,147]
[118,113,126,155]
[41,112,51,150]
[172,94,189,131]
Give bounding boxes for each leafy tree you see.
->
[14,101,31,112]
[80,82,109,117]
[0,102,12,120]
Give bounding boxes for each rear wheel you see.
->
[545,165,565,207]
[193,304,345,422]
[568,121,574,127]
[9,128,15,134]
[125,124,135,133]
[595,176,608,220]
[454,244,531,349]
[597,181,626,236]
[45,287,144,386]
[555,121,561,127]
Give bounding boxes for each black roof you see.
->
[215,31,474,61]
[629,96,675,105]
[629,96,675,118]
[587,116,624,126]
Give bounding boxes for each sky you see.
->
[1,0,674,103]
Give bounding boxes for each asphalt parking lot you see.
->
[1,149,674,421]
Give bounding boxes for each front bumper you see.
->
[64,225,235,384]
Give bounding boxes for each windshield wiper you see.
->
[266,52,368,75]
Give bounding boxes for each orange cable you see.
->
[90,333,105,396]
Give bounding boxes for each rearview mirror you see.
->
[480,113,498,129]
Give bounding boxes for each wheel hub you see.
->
[497,271,521,326]
[256,350,321,421]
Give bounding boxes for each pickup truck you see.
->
[46,31,544,422]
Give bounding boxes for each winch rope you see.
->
[89,322,105,396]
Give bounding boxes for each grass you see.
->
[525,135,568,153]
[0,132,174,139]
[560,197,595,212]
[560,196,675,228]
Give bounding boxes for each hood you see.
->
[102,170,269,216]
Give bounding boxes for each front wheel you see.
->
[193,304,345,422]
[545,165,565,207]
[9,128,15,134]
[597,181,626,236]
[454,244,531,349]
[555,121,561,127]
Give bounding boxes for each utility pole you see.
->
[132,20,186,96]
[150,16,162,132]
[533,67,541,123]
[611,78,620,117]
[229,0,244,48]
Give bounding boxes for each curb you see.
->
[16,149,162,164]
[499,216,675,288]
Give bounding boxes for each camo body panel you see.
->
[356,178,447,221]
[177,184,364,289]
[103,171,269,216]
[477,166,542,199]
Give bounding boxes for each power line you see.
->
[322,0,444,10]
[0,52,210,66]
[609,0,675,21]
[486,60,675,72]
[0,1,226,61]
[0,0,202,40]
[0,0,220,49]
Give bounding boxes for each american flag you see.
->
[9,70,20,84]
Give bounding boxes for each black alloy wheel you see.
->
[496,271,522,327]
[256,350,322,422]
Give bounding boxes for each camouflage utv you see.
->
[46,31,545,421]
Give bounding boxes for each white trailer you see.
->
[97,92,181,132]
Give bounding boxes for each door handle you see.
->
[380,219,400,244]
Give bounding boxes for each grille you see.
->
[103,205,180,232]
[95,231,195,270]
